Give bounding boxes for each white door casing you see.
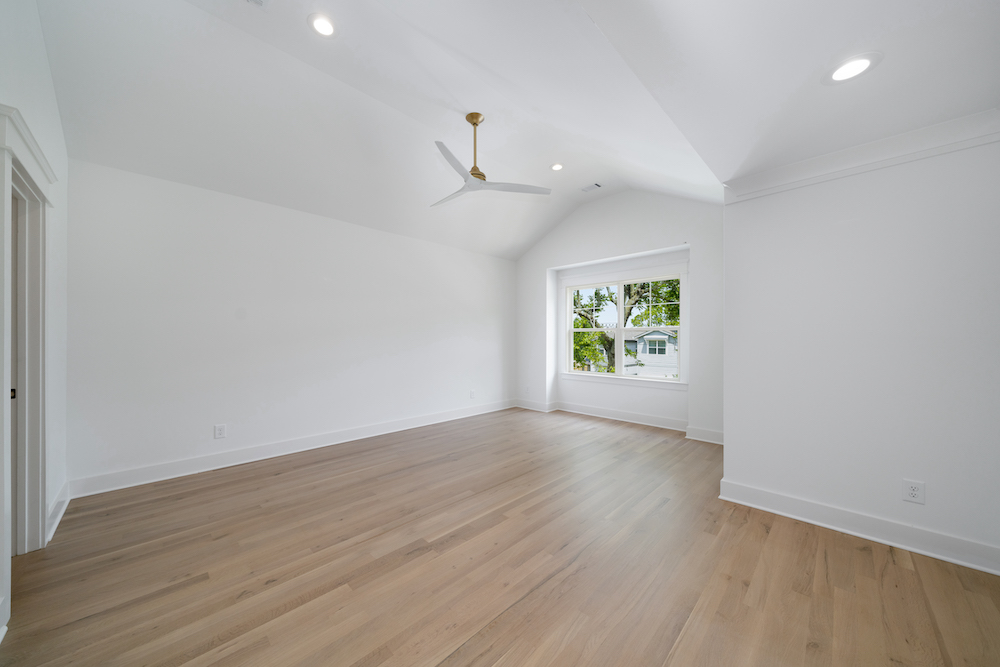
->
[0,103,56,637]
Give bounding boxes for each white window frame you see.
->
[557,251,689,386]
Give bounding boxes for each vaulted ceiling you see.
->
[35,0,1000,259]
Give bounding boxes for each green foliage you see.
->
[624,279,680,327]
[573,331,614,372]
[572,286,617,328]
[624,343,643,367]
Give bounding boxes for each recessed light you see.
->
[308,13,334,37]
[551,164,563,171]
[832,59,870,81]
[824,52,882,84]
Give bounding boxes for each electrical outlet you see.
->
[469,390,475,399]
[214,424,227,439]
[902,479,925,504]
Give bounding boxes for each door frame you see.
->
[0,103,56,637]
[9,165,47,556]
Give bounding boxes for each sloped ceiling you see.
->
[580,0,1000,182]
[35,0,999,259]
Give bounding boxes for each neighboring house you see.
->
[625,330,679,378]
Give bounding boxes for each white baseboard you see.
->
[70,400,515,499]
[515,398,698,437]
[513,399,555,412]
[720,478,1000,576]
[685,426,723,445]
[45,480,71,545]
[553,401,687,432]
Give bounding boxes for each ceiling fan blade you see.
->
[435,141,472,182]
[481,181,551,196]
[430,186,470,207]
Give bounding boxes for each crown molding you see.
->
[0,103,58,187]
[724,109,1000,204]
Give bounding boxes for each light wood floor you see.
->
[3,409,999,666]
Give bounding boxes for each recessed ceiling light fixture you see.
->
[308,13,335,37]
[824,52,882,84]
[551,164,563,171]
[833,59,869,80]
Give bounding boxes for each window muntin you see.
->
[624,279,680,327]
[623,331,679,379]
[569,275,682,381]
[572,285,618,329]
[571,284,617,373]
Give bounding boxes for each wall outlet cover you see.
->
[902,479,925,504]
[214,424,227,439]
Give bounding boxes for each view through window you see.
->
[570,277,681,380]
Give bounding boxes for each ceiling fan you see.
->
[432,113,551,207]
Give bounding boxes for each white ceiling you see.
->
[35,0,1000,259]
[580,0,1000,182]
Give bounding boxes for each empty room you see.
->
[1,0,999,664]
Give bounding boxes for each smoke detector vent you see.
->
[244,0,266,7]
[581,183,602,193]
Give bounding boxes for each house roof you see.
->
[633,330,676,340]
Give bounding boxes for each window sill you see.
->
[560,372,688,390]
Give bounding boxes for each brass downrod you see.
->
[466,112,486,181]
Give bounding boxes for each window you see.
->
[568,275,683,381]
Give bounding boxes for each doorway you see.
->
[9,193,18,554]
[8,164,47,557]
[1,103,55,639]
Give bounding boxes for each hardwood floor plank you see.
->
[877,556,947,666]
[914,554,1000,666]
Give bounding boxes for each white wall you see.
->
[515,190,724,441]
[0,0,70,539]
[68,160,515,494]
[723,140,1000,573]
